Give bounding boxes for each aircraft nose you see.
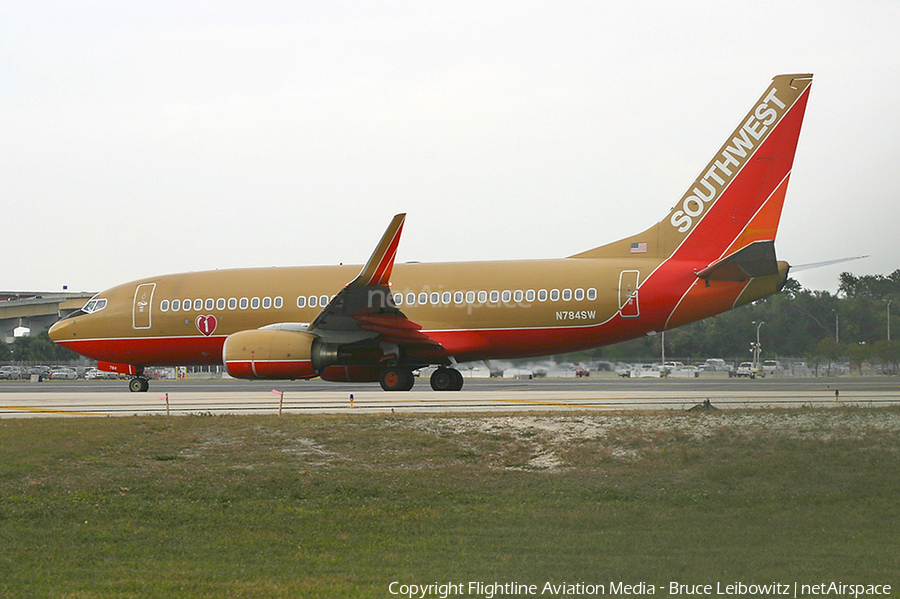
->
[48,318,73,342]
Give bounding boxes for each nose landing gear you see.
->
[430,367,464,391]
[128,377,150,392]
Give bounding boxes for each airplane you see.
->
[49,73,813,393]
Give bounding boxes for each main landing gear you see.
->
[379,367,415,391]
[378,366,465,391]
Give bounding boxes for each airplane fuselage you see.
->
[49,253,785,367]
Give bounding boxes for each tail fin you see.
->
[571,73,813,261]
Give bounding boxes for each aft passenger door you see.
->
[133,283,155,329]
[618,271,640,318]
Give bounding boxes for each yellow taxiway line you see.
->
[0,406,101,416]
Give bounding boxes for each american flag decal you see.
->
[630,242,647,254]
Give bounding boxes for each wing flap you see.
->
[354,314,441,346]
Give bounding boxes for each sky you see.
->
[3,1,899,295]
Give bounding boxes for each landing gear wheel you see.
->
[129,377,150,393]
[430,368,464,391]
[380,367,414,391]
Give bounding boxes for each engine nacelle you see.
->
[223,329,336,380]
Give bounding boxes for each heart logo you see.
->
[196,314,218,336]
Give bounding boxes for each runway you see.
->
[3,376,900,418]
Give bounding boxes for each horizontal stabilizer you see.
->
[696,241,779,282]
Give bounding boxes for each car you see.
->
[48,367,78,380]
[0,365,27,380]
[615,364,633,377]
[703,358,733,372]
[762,360,782,377]
[85,368,105,380]
[734,362,765,379]
[637,364,661,378]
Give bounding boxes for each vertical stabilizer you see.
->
[571,74,812,261]
[661,73,812,261]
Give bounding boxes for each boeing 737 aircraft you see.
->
[49,73,813,392]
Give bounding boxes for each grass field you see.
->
[1,407,898,598]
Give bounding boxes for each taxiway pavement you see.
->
[2,377,898,418]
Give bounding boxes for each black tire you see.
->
[380,368,413,391]
[129,377,149,393]
[431,368,464,391]
[449,368,464,391]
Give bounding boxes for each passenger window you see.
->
[525,289,535,302]
[393,293,403,306]
[453,291,463,304]
[489,290,499,303]
[550,289,560,301]
[274,297,283,309]
[240,298,249,309]
[501,290,511,302]
[538,289,548,301]
[217,298,226,310]
[441,291,451,304]
[430,292,439,304]
[477,290,487,303]
[251,297,260,309]
[466,291,476,303]
[194,299,203,311]
[172,300,180,311]
[263,297,272,309]
[297,296,306,308]
[183,299,191,311]
[309,296,317,308]
[205,299,214,310]
[406,293,416,305]
[320,295,329,307]
[587,288,597,301]
[228,298,237,310]
[575,288,584,301]
[514,290,523,302]
[562,289,572,301]
[160,300,170,312]
[419,292,428,305]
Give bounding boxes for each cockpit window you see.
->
[82,296,108,314]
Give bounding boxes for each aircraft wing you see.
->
[307,214,440,347]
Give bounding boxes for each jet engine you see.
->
[223,329,338,380]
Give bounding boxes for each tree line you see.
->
[583,270,900,372]
[1,329,81,364]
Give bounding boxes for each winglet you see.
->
[349,213,406,287]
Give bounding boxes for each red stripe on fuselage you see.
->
[55,336,226,367]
